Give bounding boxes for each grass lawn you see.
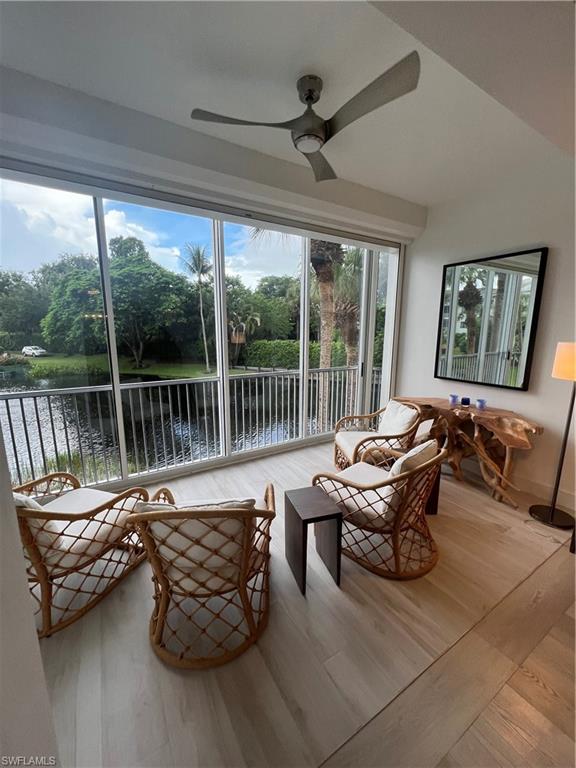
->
[25,354,245,379]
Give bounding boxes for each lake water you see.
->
[2,369,353,485]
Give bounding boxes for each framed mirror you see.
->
[435,247,547,390]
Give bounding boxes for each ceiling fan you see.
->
[190,50,420,182]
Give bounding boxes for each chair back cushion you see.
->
[14,492,61,550]
[390,439,438,477]
[135,500,265,595]
[378,400,418,437]
[327,440,438,531]
[20,488,139,568]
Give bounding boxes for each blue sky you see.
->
[0,178,302,288]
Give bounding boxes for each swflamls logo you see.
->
[1,758,56,766]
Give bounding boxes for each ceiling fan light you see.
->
[294,134,324,154]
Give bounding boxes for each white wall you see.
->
[0,432,59,760]
[396,143,575,507]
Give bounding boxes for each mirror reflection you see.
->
[436,249,546,389]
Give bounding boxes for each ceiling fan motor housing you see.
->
[291,107,327,153]
[297,74,323,105]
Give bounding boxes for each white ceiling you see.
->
[374,1,574,156]
[0,1,567,206]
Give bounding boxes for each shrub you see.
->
[27,359,109,380]
[245,339,348,369]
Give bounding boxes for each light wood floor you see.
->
[39,443,575,768]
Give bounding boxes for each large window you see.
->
[307,239,364,434]
[224,222,304,451]
[0,171,401,485]
[0,178,117,484]
[102,198,220,473]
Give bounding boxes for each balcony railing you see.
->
[437,351,515,385]
[1,366,378,487]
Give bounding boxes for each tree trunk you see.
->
[316,275,334,430]
[317,278,335,369]
[197,279,211,373]
[466,310,477,354]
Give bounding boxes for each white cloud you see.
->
[103,209,180,268]
[0,178,180,272]
[225,227,302,288]
[1,178,98,258]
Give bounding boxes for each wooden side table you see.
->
[284,486,342,595]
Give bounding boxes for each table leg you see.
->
[425,470,441,515]
[315,517,342,586]
[285,495,308,595]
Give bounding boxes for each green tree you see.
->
[107,237,189,368]
[0,272,48,350]
[41,260,105,355]
[181,243,212,373]
[254,275,300,339]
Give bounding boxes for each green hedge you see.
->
[27,359,109,379]
[245,339,347,369]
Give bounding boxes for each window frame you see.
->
[0,163,402,484]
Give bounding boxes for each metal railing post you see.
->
[299,238,310,438]
[213,219,232,456]
[93,197,130,479]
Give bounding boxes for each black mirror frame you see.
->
[434,247,548,391]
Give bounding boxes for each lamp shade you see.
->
[551,342,576,381]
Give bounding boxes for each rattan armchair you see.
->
[314,440,447,579]
[14,472,148,637]
[129,484,276,669]
[334,399,423,470]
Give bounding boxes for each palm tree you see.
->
[250,228,343,368]
[181,243,212,373]
[458,279,483,355]
[250,229,343,429]
[334,248,363,367]
[310,239,344,368]
[228,311,261,365]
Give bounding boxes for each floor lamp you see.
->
[530,342,576,530]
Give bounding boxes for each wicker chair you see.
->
[129,485,276,669]
[314,440,447,579]
[334,399,423,470]
[13,472,148,638]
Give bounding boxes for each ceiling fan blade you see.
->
[191,108,297,129]
[305,152,337,182]
[326,50,420,141]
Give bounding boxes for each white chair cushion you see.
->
[326,440,438,532]
[150,516,246,593]
[336,462,389,486]
[13,492,44,511]
[326,462,397,530]
[134,495,269,594]
[335,431,376,460]
[37,488,139,569]
[378,400,418,435]
[389,439,438,477]
[14,492,61,550]
[134,498,262,515]
[42,487,118,513]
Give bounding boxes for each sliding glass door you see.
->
[0,169,401,486]
[101,198,221,474]
[307,239,365,434]
[223,221,304,451]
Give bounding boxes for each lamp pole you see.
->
[529,352,575,530]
